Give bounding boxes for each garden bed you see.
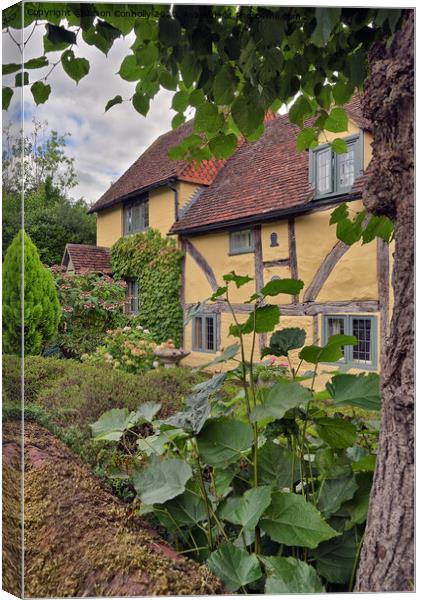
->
[2,419,223,597]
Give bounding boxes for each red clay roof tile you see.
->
[63,244,112,274]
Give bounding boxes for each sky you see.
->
[2,15,185,205]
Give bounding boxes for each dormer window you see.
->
[124,194,149,235]
[310,132,363,199]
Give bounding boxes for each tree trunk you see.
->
[355,11,414,592]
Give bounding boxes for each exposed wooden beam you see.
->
[184,238,219,292]
[377,238,390,371]
[288,218,299,303]
[180,239,187,347]
[263,259,290,268]
[253,225,266,352]
[185,300,379,316]
[303,240,350,302]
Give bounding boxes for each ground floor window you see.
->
[125,278,139,315]
[192,314,218,352]
[323,314,377,369]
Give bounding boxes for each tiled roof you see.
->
[89,120,225,213]
[63,244,112,274]
[170,97,370,234]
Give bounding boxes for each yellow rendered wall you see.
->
[178,181,201,210]
[261,221,290,261]
[96,204,123,247]
[149,187,175,235]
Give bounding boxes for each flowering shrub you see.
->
[82,325,158,374]
[255,357,289,384]
[50,266,129,357]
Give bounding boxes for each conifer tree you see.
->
[2,230,61,355]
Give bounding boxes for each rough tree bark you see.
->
[355,11,414,592]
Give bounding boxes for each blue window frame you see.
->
[124,194,149,234]
[229,229,254,255]
[125,278,139,315]
[192,314,218,353]
[309,132,364,199]
[322,314,377,369]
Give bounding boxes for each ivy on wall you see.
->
[110,229,183,346]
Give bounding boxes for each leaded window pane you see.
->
[230,229,254,253]
[337,147,355,189]
[352,318,372,364]
[193,316,203,350]
[206,316,215,351]
[316,148,332,194]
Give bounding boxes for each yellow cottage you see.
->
[65,96,392,385]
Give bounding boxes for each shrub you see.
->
[51,268,128,358]
[82,324,158,374]
[3,230,60,355]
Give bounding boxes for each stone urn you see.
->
[154,346,190,368]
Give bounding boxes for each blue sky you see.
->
[2,17,182,204]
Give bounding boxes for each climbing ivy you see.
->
[110,229,183,346]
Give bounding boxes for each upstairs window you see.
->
[310,133,363,198]
[125,278,139,315]
[229,229,254,255]
[323,314,377,369]
[124,195,149,235]
[192,314,217,353]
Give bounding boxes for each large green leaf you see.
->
[260,492,338,548]
[90,408,133,441]
[315,417,357,448]
[260,278,304,297]
[262,556,325,593]
[118,54,142,81]
[198,343,240,369]
[312,530,358,584]
[219,485,272,531]
[262,327,306,358]
[223,271,253,288]
[317,475,358,517]
[2,87,13,110]
[133,401,161,423]
[197,418,253,468]
[132,456,192,504]
[327,373,381,411]
[30,81,51,105]
[315,448,352,479]
[257,441,301,488]
[311,7,341,46]
[299,334,357,364]
[289,95,314,128]
[61,50,90,83]
[213,66,237,105]
[105,94,123,112]
[250,382,312,423]
[160,480,208,527]
[207,543,262,592]
[324,107,348,133]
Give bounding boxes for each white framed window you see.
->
[310,133,363,199]
[192,314,218,353]
[229,229,254,255]
[125,278,139,315]
[323,314,377,369]
[124,195,149,234]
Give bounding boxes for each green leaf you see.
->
[324,107,348,133]
[24,56,49,69]
[260,491,338,548]
[330,202,349,224]
[90,408,133,441]
[171,113,185,129]
[219,485,272,531]
[105,94,123,112]
[194,102,223,136]
[331,138,348,154]
[198,342,240,369]
[46,23,76,46]
[317,476,359,517]
[160,480,208,526]
[251,305,280,334]
[262,556,325,593]
[133,456,192,504]
[209,133,237,159]
[332,81,354,105]
[118,55,142,81]
[223,271,253,288]
[30,81,51,105]
[159,69,178,90]
[212,463,239,498]
[3,63,21,75]
[213,66,237,105]
[158,16,181,46]
[260,278,304,297]
[312,530,358,584]
[257,441,301,488]
[315,417,357,449]
[336,212,366,245]
[132,92,150,116]
[327,373,381,411]
[232,95,264,137]
[352,454,376,472]
[299,334,357,364]
[315,448,352,479]
[250,382,312,423]
[2,87,13,110]
[197,417,253,468]
[172,90,190,113]
[296,127,318,151]
[262,328,306,358]
[362,215,394,244]
[133,401,161,423]
[289,95,314,128]
[180,53,200,88]
[61,50,90,83]
[207,543,262,592]
[311,7,341,46]
[15,72,29,87]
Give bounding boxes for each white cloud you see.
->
[3,23,176,204]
